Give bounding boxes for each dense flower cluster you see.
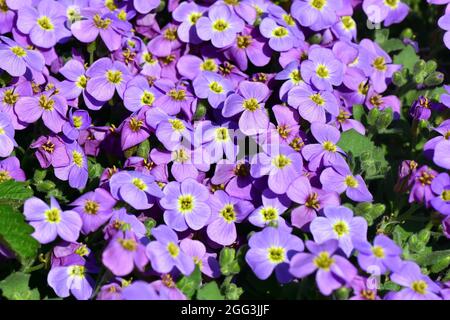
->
[0,0,449,301]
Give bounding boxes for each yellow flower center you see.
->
[212,19,229,32]
[117,9,127,21]
[188,12,202,24]
[129,117,143,132]
[372,57,387,72]
[442,190,450,201]
[72,116,83,128]
[169,118,185,131]
[371,246,385,258]
[220,204,236,223]
[277,125,290,139]
[132,178,147,191]
[93,14,111,29]
[167,242,179,257]
[418,171,434,185]
[72,151,84,167]
[209,81,224,94]
[272,26,288,38]
[290,70,302,84]
[164,27,177,41]
[45,208,61,223]
[322,141,337,152]
[84,200,99,215]
[272,154,292,169]
[333,220,349,237]
[143,52,157,64]
[0,0,8,12]
[242,98,260,111]
[314,251,334,270]
[316,64,329,79]
[2,89,19,105]
[282,14,296,26]
[337,110,350,123]
[168,89,186,101]
[345,175,359,188]
[237,35,252,49]
[384,0,399,9]
[267,246,285,264]
[161,54,176,65]
[310,93,325,106]
[10,46,27,57]
[178,195,194,213]
[224,0,239,4]
[106,70,122,84]
[42,141,55,153]
[306,192,320,209]
[358,82,369,95]
[341,16,356,30]
[105,0,117,11]
[75,245,89,256]
[233,163,249,177]
[290,137,305,151]
[141,91,155,106]
[310,0,327,10]
[201,59,218,72]
[39,95,55,111]
[173,148,190,163]
[444,130,450,140]
[76,75,87,89]
[411,280,427,295]
[69,265,85,277]
[0,170,11,183]
[260,207,278,222]
[37,16,54,30]
[118,238,138,251]
[215,127,229,141]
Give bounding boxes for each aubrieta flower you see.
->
[259,18,294,52]
[179,238,220,278]
[152,79,196,117]
[177,54,219,80]
[349,275,380,300]
[287,176,340,229]
[85,57,131,102]
[54,142,88,189]
[320,163,373,202]
[408,165,437,208]
[249,189,291,229]
[146,224,195,276]
[172,1,206,44]
[438,10,450,49]
[250,144,303,194]
[354,234,402,274]
[104,208,147,241]
[0,156,26,183]
[211,160,256,201]
[63,109,91,141]
[47,259,95,300]
[206,190,253,246]
[301,47,343,91]
[363,0,410,26]
[193,71,233,109]
[148,23,182,57]
[123,75,161,112]
[70,188,117,234]
[102,230,148,276]
[430,173,450,215]
[30,135,70,169]
[199,121,238,164]
[433,138,450,170]
[196,4,244,48]
[133,0,160,14]
[110,170,164,210]
[160,178,211,232]
[291,0,341,31]
[17,0,71,48]
[0,36,44,77]
[121,108,151,150]
[222,80,269,135]
[24,196,82,244]
[332,15,357,41]
[389,261,441,300]
[0,113,16,157]
[424,119,450,162]
[289,239,357,296]
[310,206,368,257]
[246,227,304,283]
[0,82,33,130]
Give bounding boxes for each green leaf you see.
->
[380,39,405,53]
[219,248,240,276]
[0,272,40,300]
[351,104,365,122]
[0,180,33,201]
[136,139,150,159]
[393,45,419,73]
[0,204,39,264]
[337,129,376,157]
[176,266,201,299]
[196,282,224,300]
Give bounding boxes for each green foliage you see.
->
[0,272,40,300]
[197,282,224,300]
[176,266,202,299]
[219,248,241,276]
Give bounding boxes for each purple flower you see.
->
[24,196,82,244]
[121,108,151,150]
[249,189,291,229]
[193,71,233,109]
[71,10,130,51]
[349,275,380,300]
[211,160,256,201]
[291,0,341,31]
[47,260,95,300]
[16,0,70,48]
[196,4,244,48]
[102,230,148,276]
[409,96,436,121]
[0,36,44,77]
[63,109,91,141]
[289,239,357,296]
[250,145,303,194]
[180,238,220,278]
[310,206,367,257]
[70,188,117,234]
[301,47,343,91]
[222,80,269,135]
[123,75,161,112]
[288,83,340,123]
[30,135,70,169]
[320,163,373,202]
[0,82,33,130]
[160,178,211,231]
[424,119,450,161]
[177,55,220,80]
[301,122,347,171]
[110,170,164,210]
[259,18,294,52]
[246,227,304,283]
[148,23,182,57]
[172,1,206,44]
[0,156,26,183]
[146,224,195,275]
[354,234,402,274]
[434,139,450,170]
[15,91,68,133]
[389,261,441,300]
[430,173,450,215]
[287,176,340,229]
[0,0,15,34]
[206,190,253,246]
[104,208,147,240]
[363,0,409,26]
[408,165,437,207]
[0,113,16,157]
[133,0,160,14]
[198,121,238,163]
[54,142,88,189]
[152,79,196,117]
[85,57,131,102]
